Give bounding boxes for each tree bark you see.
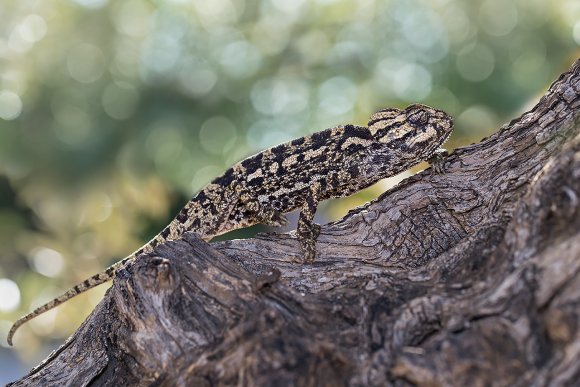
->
[10,59,580,387]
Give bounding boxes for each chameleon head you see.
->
[368,104,453,159]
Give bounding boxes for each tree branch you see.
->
[10,59,580,386]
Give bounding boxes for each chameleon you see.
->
[7,103,453,345]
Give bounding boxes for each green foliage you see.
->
[0,0,579,354]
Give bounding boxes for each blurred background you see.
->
[0,0,579,381]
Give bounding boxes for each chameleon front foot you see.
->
[428,148,449,174]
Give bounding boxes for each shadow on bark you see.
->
[10,59,580,387]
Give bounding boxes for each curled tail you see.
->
[6,219,184,346]
[7,254,135,346]
[7,199,211,345]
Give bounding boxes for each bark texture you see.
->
[10,60,580,387]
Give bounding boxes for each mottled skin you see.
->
[8,104,453,345]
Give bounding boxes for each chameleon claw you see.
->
[428,148,449,174]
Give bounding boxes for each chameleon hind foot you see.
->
[296,183,321,263]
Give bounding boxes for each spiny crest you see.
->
[368,104,453,154]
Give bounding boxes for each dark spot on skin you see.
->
[249,176,264,186]
[271,144,294,164]
[283,180,295,189]
[215,169,235,187]
[273,143,287,151]
[149,239,160,248]
[388,139,411,153]
[241,154,263,174]
[291,137,305,146]
[311,130,331,147]
[191,218,201,229]
[342,142,366,154]
[106,266,116,276]
[330,173,339,187]
[273,163,286,176]
[176,209,189,223]
[161,227,171,238]
[375,120,405,138]
[230,212,241,223]
[203,202,216,217]
[296,173,308,184]
[296,154,305,163]
[344,124,371,138]
[348,165,360,178]
[195,190,207,203]
[272,150,287,165]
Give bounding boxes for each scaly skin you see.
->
[7,104,453,345]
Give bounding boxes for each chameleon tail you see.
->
[7,254,134,346]
[7,215,197,345]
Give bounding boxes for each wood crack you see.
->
[10,60,580,387]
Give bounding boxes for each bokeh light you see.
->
[456,43,496,82]
[18,15,47,43]
[30,248,65,278]
[67,44,106,83]
[0,0,579,376]
[0,91,23,120]
[0,279,20,313]
[101,82,140,120]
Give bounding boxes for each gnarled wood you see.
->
[9,59,580,386]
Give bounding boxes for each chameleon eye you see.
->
[407,110,429,126]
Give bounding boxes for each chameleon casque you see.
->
[8,103,453,345]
